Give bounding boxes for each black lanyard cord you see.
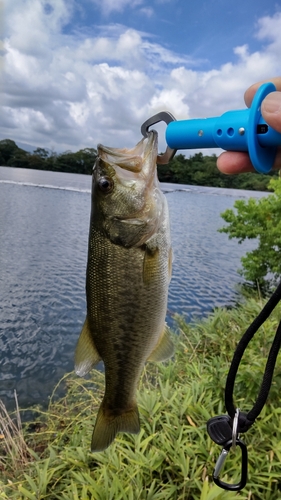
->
[225,281,281,432]
[208,281,281,491]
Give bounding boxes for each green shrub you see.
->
[219,177,281,288]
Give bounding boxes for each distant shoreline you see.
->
[0,137,277,192]
[0,166,268,198]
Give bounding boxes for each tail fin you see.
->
[91,402,140,452]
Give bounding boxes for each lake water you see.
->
[0,166,266,411]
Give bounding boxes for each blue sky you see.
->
[1,0,281,154]
[65,0,277,68]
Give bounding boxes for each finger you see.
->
[217,151,255,174]
[272,148,281,170]
[244,77,281,107]
[261,91,281,133]
[217,148,281,175]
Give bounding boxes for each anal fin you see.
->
[147,324,174,362]
[75,316,101,376]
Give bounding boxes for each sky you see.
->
[1,0,281,156]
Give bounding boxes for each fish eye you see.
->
[98,176,114,193]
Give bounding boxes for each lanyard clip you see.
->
[213,438,248,491]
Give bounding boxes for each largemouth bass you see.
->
[75,130,174,452]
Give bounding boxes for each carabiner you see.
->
[213,439,248,491]
[141,111,177,165]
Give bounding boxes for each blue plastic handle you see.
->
[166,82,281,173]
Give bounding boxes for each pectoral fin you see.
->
[143,245,160,285]
[147,324,174,362]
[75,317,101,376]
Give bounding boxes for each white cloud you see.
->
[149,89,190,118]
[74,29,145,68]
[5,0,72,55]
[89,0,143,15]
[139,7,154,17]
[255,11,281,49]
[1,2,281,154]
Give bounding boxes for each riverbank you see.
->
[1,295,281,499]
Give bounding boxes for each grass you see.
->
[0,391,31,473]
[1,295,281,499]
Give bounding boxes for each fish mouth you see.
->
[97,131,158,174]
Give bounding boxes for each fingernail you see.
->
[262,92,281,114]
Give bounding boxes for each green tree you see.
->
[158,152,276,190]
[51,148,97,174]
[0,139,23,164]
[7,149,31,168]
[219,177,281,288]
[33,147,50,159]
[0,152,5,165]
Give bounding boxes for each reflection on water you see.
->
[0,167,260,410]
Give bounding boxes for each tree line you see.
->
[0,139,97,175]
[0,138,278,191]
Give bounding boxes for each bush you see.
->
[219,177,281,288]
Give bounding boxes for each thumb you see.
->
[261,91,281,134]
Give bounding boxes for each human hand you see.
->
[217,77,281,174]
